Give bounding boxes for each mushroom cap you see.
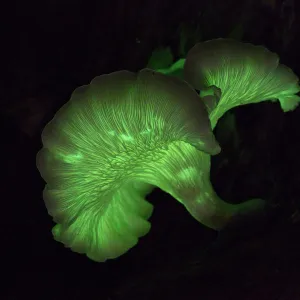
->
[184,38,300,128]
[36,69,220,261]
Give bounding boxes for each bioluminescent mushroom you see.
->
[36,69,221,262]
[184,38,300,128]
[180,38,300,230]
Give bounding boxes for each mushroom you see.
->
[36,69,220,261]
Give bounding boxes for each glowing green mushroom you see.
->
[184,38,300,128]
[36,68,221,262]
[180,38,300,229]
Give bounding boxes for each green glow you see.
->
[146,46,185,78]
[184,38,300,128]
[37,68,221,262]
[37,39,300,262]
[147,47,174,71]
[178,38,300,230]
[156,58,186,78]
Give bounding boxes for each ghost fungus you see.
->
[184,38,300,128]
[181,38,300,230]
[36,68,222,262]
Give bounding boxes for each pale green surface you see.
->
[180,38,300,229]
[184,38,300,128]
[37,69,220,262]
[156,58,186,79]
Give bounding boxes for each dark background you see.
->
[3,0,300,299]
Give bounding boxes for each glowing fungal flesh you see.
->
[37,69,221,261]
[181,38,300,228]
[184,38,300,128]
